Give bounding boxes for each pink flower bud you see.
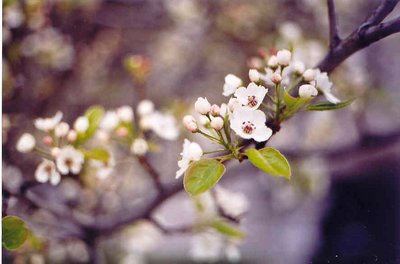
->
[210,117,224,130]
[182,115,198,133]
[271,73,282,84]
[42,136,53,145]
[210,104,221,116]
[51,147,60,157]
[116,127,129,137]
[67,130,77,142]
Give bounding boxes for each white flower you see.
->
[35,159,61,185]
[277,49,292,66]
[16,133,36,153]
[56,146,84,175]
[230,107,272,142]
[299,84,318,98]
[137,100,154,117]
[148,112,179,140]
[220,103,228,117]
[55,122,69,138]
[248,69,260,82]
[34,111,63,131]
[194,97,211,115]
[215,186,249,217]
[176,139,203,178]
[73,116,89,133]
[210,116,224,130]
[131,138,149,156]
[279,22,302,42]
[267,55,278,68]
[223,74,242,97]
[303,68,315,82]
[293,61,305,75]
[234,82,268,110]
[90,155,115,179]
[100,111,119,131]
[183,115,198,133]
[314,69,340,103]
[190,231,224,262]
[117,105,134,122]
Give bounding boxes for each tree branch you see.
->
[327,0,341,49]
[361,0,399,27]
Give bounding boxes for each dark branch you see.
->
[327,0,341,49]
[137,156,164,194]
[362,0,399,27]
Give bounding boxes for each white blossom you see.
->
[277,49,292,66]
[267,55,278,68]
[248,69,260,82]
[299,84,318,98]
[313,69,340,103]
[147,112,179,140]
[131,138,149,156]
[194,97,211,115]
[210,116,224,130]
[74,116,89,133]
[190,231,224,262]
[293,61,305,75]
[210,104,220,117]
[16,133,36,153]
[176,139,203,178]
[90,155,115,179]
[137,100,155,117]
[55,122,69,138]
[279,22,302,42]
[35,159,61,185]
[183,115,198,132]
[303,69,315,82]
[271,72,282,84]
[223,74,242,97]
[56,146,84,175]
[34,111,63,132]
[215,186,249,217]
[234,82,268,110]
[67,130,77,142]
[117,105,134,122]
[230,107,272,142]
[100,111,119,131]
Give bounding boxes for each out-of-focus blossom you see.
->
[223,74,243,97]
[131,138,149,156]
[117,106,134,123]
[276,49,292,66]
[55,122,70,138]
[56,146,84,175]
[123,221,162,253]
[90,155,115,179]
[34,111,63,132]
[137,100,154,117]
[74,116,89,133]
[215,186,249,218]
[100,111,119,132]
[35,159,61,185]
[16,133,36,153]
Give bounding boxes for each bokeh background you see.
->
[3,0,400,263]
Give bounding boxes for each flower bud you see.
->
[67,130,77,142]
[16,133,36,153]
[131,138,148,156]
[271,73,282,84]
[198,115,209,126]
[277,49,292,66]
[299,84,318,98]
[210,117,224,130]
[116,127,128,137]
[293,61,305,75]
[210,104,221,116]
[228,98,240,112]
[182,115,198,133]
[249,69,260,82]
[303,69,315,82]
[96,130,110,143]
[117,106,134,122]
[42,136,53,146]
[55,122,69,138]
[74,116,89,133]
[51,147,60,157]
[137,100,154,116]
[267,55,278,68]
[194,97,211,115]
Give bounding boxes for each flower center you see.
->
[44,165,53,174]
[242,121,255,134]
[65,158,73,168]
[247,96,258,107]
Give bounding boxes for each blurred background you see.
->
[3,0,400,263]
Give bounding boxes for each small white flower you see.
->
[131,138,149,156]
[95,130,110,143]
[248,69,260,82]
[34,111,63,132]
[277,49,292,66]
[56,146,84,175]
[215,186,249,217]
[67,130,77,142]
[299,84,318,98]
[74,116,89,133]
[35,159,61,185]
[90,155,115,179]
[313,69,340,103]
[137,100,154,117]
[183,115,198,133]
[303,68,315,82]
[234,82,268,110]
[190,231,224,262]
[55,122,69,138]
[16,133,36,153]
[176,139,203,179]
[194,97,211,115]
[117,105,134,122]
[100,111,119,131]
[210,116,224,130]
[149,112,179,140]
[230,107,272,142]
[223,74,242,97]
[267,55,278,68]
[293,61,305,75]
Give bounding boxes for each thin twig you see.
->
[327,0,341,49]
[137,156,164,194]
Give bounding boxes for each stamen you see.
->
[247,96,258,107]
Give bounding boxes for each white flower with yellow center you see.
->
[223,74,242,97]
[313,69,340,104]
[230,107,272,142]
[176,139,203,179]
[234,82,268,110]
[56,146,84,175]
[35,159,61,185]
[34,111,63,132]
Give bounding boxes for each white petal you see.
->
[50,172,61,185]
[253,126,273,142]
[324,92,341,104]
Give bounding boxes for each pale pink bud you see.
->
[116,127,129,137]
[276,49,291,66]
[299,84,318,98]
[267,55,278,68]
[210,104,221,116]
[303,69,315,82]
[182,115,198,133]
[271,73,282,84]
[210,117,224,130]
[194,97,211,115]
[293,61,305,75]
[51,147,60,157]
[67,130,77,142]
[249,69,260,82]
[42,136,53,146]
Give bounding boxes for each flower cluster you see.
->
[16,101,179,185]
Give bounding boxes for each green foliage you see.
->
[306,99,354,111]
[76,106,105,145]
[184,159,226,195]
[2,216,29,251]
[83,147,110,161]
[246,147,291,179]
[210,219,245,239]
[282,89,312,119]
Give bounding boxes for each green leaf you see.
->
[282,89,312,119]
[83,148,110,161]
[306,99,354,111]
[2,216,29,251]
[210,219,245,239]
[246,147,291,179]
[76,106,105,145]
[184,159,225,195]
